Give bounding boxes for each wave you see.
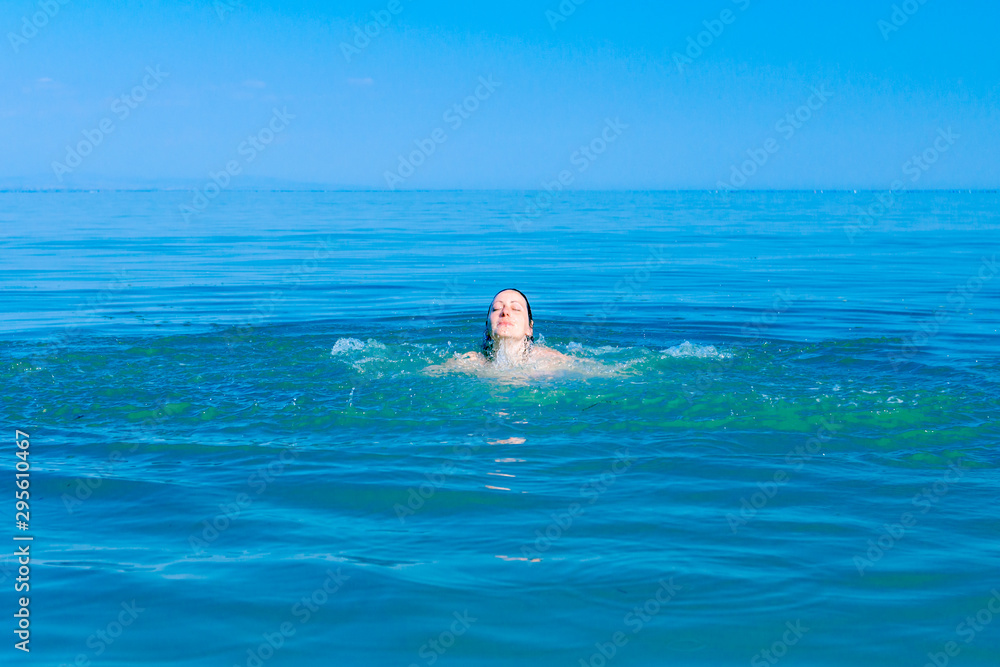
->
[330,337,737,365]
[330,337,386,356]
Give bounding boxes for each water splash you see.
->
[330,337,386,356]
[661,340,732,359]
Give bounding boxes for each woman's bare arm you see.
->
[423,351,486,374]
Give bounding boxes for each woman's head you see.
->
[482,288,534,361]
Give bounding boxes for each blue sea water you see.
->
[1,190,998,666]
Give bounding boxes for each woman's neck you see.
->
[490,336,531,367]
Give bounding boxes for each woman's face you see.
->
[488,290,533,341]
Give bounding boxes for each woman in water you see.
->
[426,288,571,373]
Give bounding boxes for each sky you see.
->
[1,0,998,190]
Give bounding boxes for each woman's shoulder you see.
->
[530,345,572,361]
[453,351,486,364]
[422,350,485,375]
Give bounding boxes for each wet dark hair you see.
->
[481,288,534,359]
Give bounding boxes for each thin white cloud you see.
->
[31,77,65,93]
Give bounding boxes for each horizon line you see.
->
[1,188,998,194]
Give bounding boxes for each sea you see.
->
[1,190,997,666]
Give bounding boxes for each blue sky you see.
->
[2,0,997,189]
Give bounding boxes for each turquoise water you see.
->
[2,191,998,665]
